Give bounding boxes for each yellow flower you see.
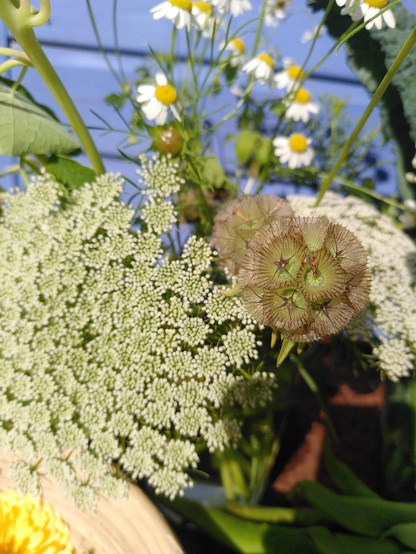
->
[0,488,74,554]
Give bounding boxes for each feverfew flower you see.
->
[212,0,252,16]
[137,73,181,125]
[274,61,305,90]
[242,53,275,85]
[285,88,320,123]
[151,0,193,31]
[265,0,291,26]
[351,0,396,30]
[273,133,314,169]
[301,24,325,43]
[288,192,416,381]
[0,171,273,505]
[222,37,246,67]
[192,1,216,37]
[0,488,74,553]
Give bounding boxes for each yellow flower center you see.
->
[192,1,212,13]
[287,65,304,80]
[258,53,275,68]
[231,38,245,53]
[289,133,308,153]
[364,0,388,7]
[155,85,178,105]
[294,88,311,103]
[169,0,192,11]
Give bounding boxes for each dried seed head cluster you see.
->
[238,216,370,342]
[288,192,416,381]
[0,159,274,508]
[213,196,370,342]
[212,195,294,274]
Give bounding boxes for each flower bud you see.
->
[153,126,184,156]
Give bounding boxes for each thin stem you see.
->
[315,26,416,206]
[0,58,27,74]
[251,0,267,57]
[10,65,28,97]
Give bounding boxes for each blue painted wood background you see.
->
[1,0,415,196]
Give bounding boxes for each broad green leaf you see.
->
[383,522,416,549]
[0,85,79,156]
[235,130,261,165]
[297,480,416,538]
[308,526,402,554]
[45,156,96,190]
[201,156,228,189]
[170,497,319,554]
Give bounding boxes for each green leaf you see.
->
[170,497,319,554]
[383,522,416,549]
[297,480,416,538]
[44,156,96,190]
[324,443,379,499]
[306,1,416,199]
[0,85,79,156]
[235,130,262,165]
[307,527,402,554]
[201,156,228,189]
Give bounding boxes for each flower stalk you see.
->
[0,0,105,174]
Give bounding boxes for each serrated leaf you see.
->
[44,156,96,190]
[0,85,79,156]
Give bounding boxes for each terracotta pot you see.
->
[0,449,183,554]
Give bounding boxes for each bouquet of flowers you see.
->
[0,0,416,552]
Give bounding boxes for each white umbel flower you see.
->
[211,0,252,16]
[351,0,396,30]
[192,1,216,37]
[285,88,320,123]
[274,61,305,91]
[273,133,314,169]
[242,53,275,85]
[137,73,181,126]
[264,0,290,26]
[222,37,246,67]
[151,0,193,31]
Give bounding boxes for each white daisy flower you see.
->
[273,133,314,169]
[274,61,305,91]
[211,0,252,17]
[222,37,246,67]
[351,0,396,30]
[192,2,216,37]
[264,0,291,27]
[242,53,275,85]
[151,0,194,31]
[137,73,182,126]
[285,88,320,123]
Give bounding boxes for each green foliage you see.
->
[306,1,416,199]
[44,155,97,190]
[0,84,79,156]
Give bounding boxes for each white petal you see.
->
[170,104,182,122]
[383,10,396,29]
[155,73,168,86]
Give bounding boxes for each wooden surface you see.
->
[0,449,184,554]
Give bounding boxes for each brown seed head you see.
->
[212,195,294,274]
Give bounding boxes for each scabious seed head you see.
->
[238,216,370,342]
[212,195,294,274]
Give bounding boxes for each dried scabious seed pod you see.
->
[212,195,294,274]
[238,216,371,342]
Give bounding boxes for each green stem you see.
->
[251,0,267,57]
[1,4,105,174]
[315,26,416,206]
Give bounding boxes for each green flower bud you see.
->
[212,195,294,274]
[238,216,370,342]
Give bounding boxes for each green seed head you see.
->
[239,216,370,342]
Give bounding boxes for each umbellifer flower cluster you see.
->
[288,192,416,380]
[213,196,370,343]
[0,163,274,508]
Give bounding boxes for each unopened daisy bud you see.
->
[212,195,294,274]
[238,216,370,342]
